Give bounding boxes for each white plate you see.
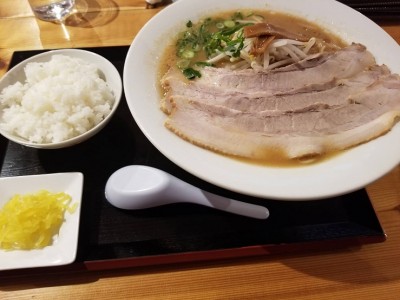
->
[123,0,400,200]
[0,173,83,271]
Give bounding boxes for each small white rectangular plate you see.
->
[0,172,83,271]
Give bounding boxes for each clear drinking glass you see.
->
[28,0,75,22]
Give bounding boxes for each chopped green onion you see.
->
[175,15,252,79]
[220,23,246,36]
[183,68,201,80]
[195,61,213,67]
[176,59,190,69]
[253,14,265,19]
[181,50,195,59]
[224,20,236,28]
[233,12,244,20]
[192,44,201,52]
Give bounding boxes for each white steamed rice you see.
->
[0,54,115,143]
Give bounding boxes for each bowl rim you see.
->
[0,48,123,149]
[123,0,400,200]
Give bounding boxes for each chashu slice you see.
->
[161,43,376,114]
[165,75,400,160]
[194,43,375,94]
[164,65,390,115]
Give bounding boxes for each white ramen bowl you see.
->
[0,49,122,149]
[123,0,400,200]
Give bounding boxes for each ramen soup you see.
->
[159,10,400,166]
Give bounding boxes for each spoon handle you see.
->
[170,177,269,219]
[198,190,270,219]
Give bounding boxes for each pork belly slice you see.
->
[165,75,400,160]
[194,43,375,94]
[164,65,390,114]
[161,43,376,114]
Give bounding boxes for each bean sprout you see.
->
[207,52,227,64]
[267,58,294,70]
[263,51,270,69]
[244,37,320,71]
[231,60,250,70]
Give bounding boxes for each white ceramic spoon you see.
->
[105,165,269,219]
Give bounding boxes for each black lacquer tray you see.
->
[0,47,386,274]
[339,0,400,22]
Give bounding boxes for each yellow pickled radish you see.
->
[0,190,76,250]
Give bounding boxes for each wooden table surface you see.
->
[1,1,400,299]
